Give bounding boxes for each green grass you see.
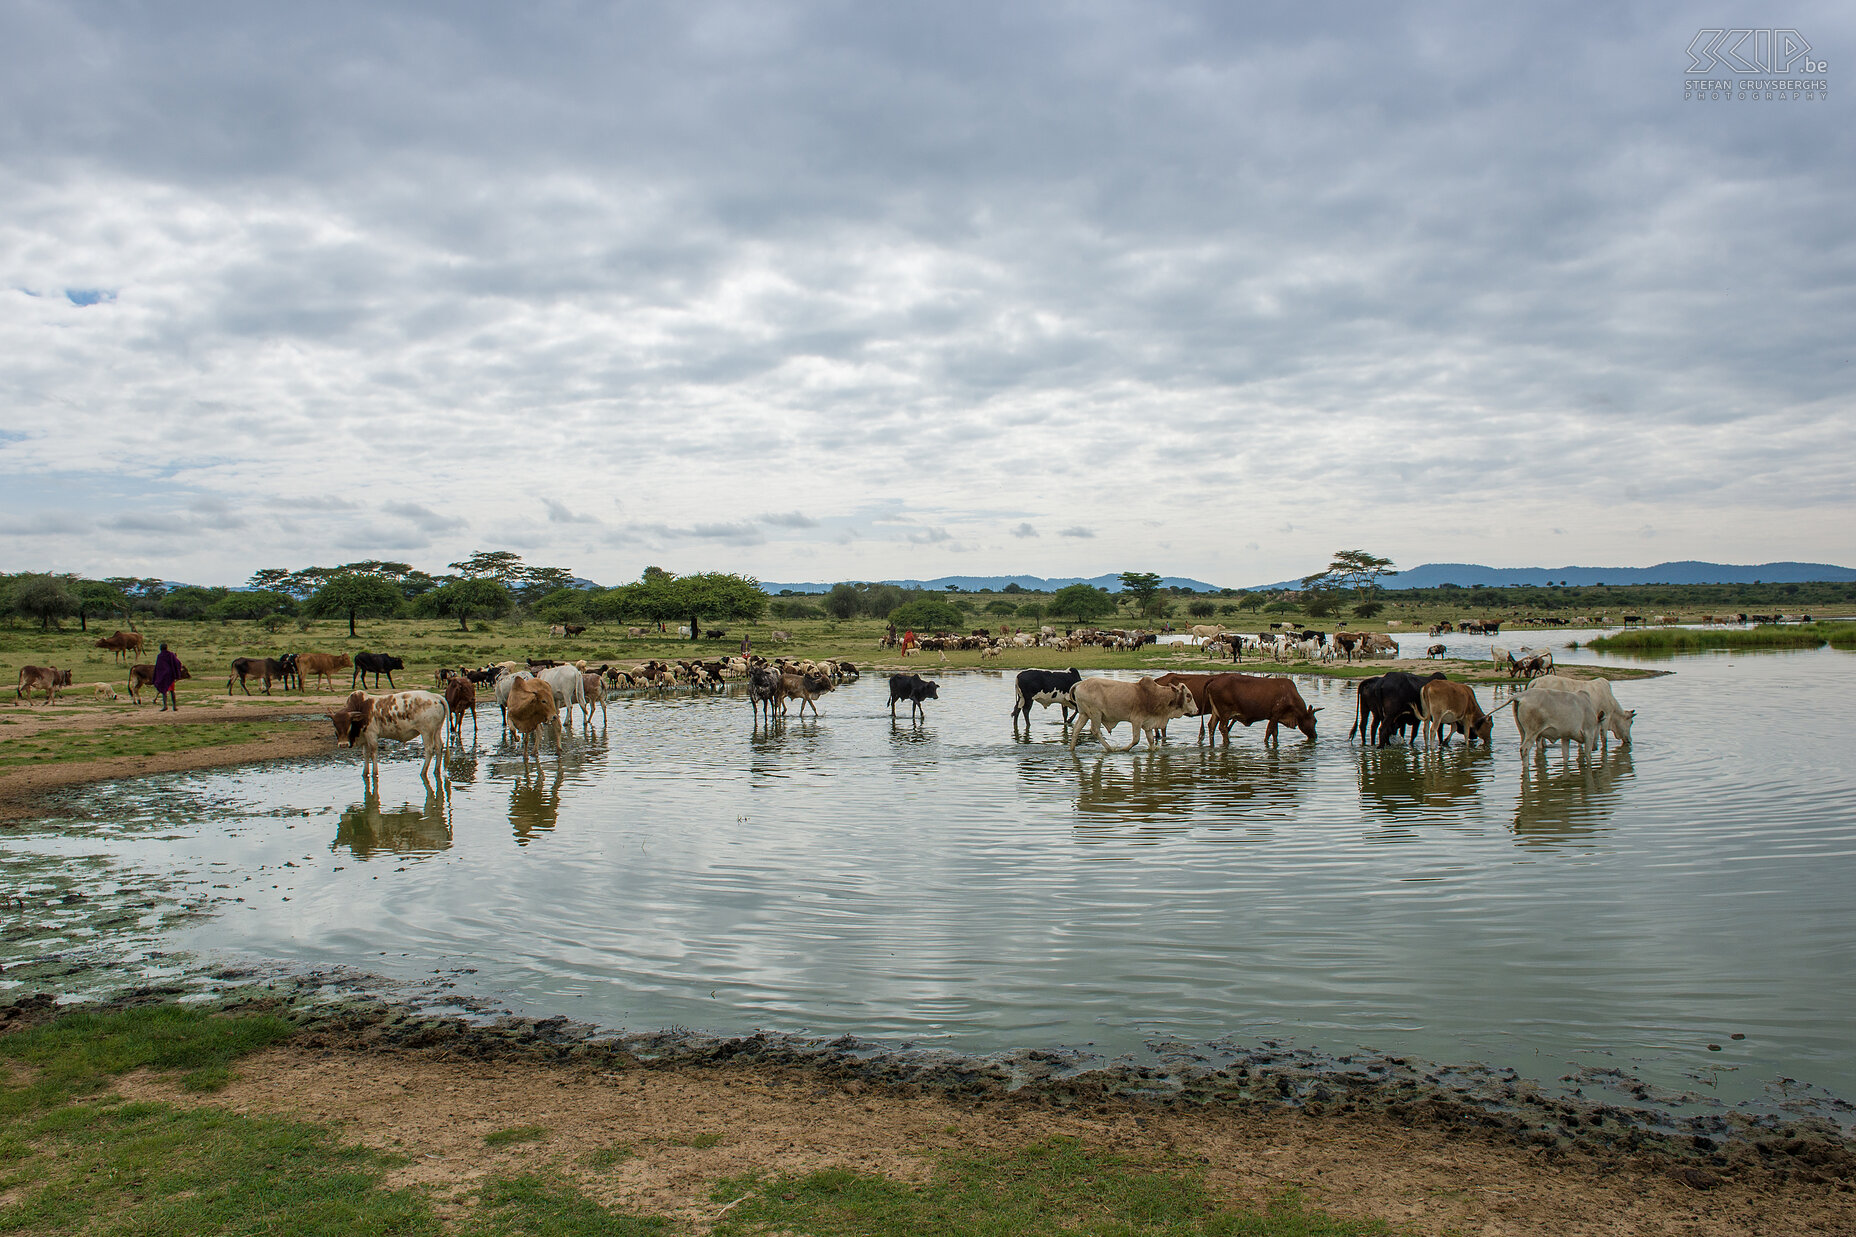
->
[485,1124,550,1147]
[0,1005,297,1106]
[0,721,295,769]
[710,1137,1386,1237]
[1584,621,1856,655]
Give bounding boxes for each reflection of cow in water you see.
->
[510,767,563,842]
[332,786,452,858]
[1513,749,1633,849]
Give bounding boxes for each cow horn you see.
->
[1309,706,1324,713]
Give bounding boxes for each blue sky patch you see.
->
[65,288,116,306]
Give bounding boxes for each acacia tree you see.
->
[1051,583,1116,624]
[73,579,127,632]
[304,573,404,637]
[417,577,513,632]
[1117,571,1163,618]
[449,550,527,585]
[1302,550,1397,600]
[11,574,74,629]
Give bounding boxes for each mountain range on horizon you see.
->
[760,561,1856,594]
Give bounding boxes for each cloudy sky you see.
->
[2,1,1851,588]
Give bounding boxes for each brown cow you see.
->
[443,677,478,740]
[1200,674,1321,745]
[504,677,561,764]
[94,631,145,663]
[1153,672,1223,742]
[1418,679,1494,747]
[126,661,191,704]
[16,665,72,706]
[294,652,353,691]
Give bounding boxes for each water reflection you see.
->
[1513,749,1632,849]
[1073,750,1196,824]
[509,766,564,843]
[332,785,452,859]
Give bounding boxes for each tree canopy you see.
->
[888,598,965,631]
[1051,584,1116,624]
[304,573,405,637]
[1302,550,1397,597]
[415,577,513,631]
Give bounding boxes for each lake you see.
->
[9,632,1855,1126]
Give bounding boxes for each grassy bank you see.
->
[0,1004,1385,1236]
[1583,622,1856,655]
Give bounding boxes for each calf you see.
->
[443,677,478,740]
[888,673,939,721]
[1010,668,1083,727]
[1418,679,1494,747]
[16,665,72,706]
[580,670,607,725]
[327,689,449,780]
[778,670,834,718]
[352,652,405,690]
[1425,643,1446,660]
[126,661,190,704]
[746,665,782,721]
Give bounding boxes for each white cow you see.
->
[1528,674,1634,747]
[536,663,587,727]
[1067,677,1195,752]
[1502,688,1605,758]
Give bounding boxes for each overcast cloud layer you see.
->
[2,1,1852,587]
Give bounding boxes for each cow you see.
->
[888,673,939,721]
[443,676,478,740]
[1418,679,1495,747]
[746,665,782,721]
[1332,632,1363,662]
[1152,672,1224,742]
[494,669,533,727]
[94,631,144,663]
[1529,674,1635,747]
[227,657,287,695]
[778,670,835,718]
[1011,668,1083,727]
[294,652,352,692]
[534,663,587,727]
[1425,643,1446,660]
[1187,624,1222,644]
[1358,633,1398,658]
[1066,677,1194,751]
[352,652,405,690]
[1198,674,1319,745]
[126,660,190,704]
[15,665,72,706]
[1500,688,1605,759]
[504,677,562,764]
[1350,671,1445,747]
[580,671,607,725]
[277,652,302,691]
[327,689,449,780]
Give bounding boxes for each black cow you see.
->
[464,664,501,686]
[352,652,405,690]
[746,666,781,721]
[888,673,939,720]
[276,652,301,692]
[1351,671,1446,747]
[1011,667,1083,727]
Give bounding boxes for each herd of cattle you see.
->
[13,629,1638,783]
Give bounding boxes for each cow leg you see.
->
[1264,720,1279,746]
[385,671,395,688]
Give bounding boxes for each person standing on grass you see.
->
[152,643,186,711]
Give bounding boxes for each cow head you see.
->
[327,704,369,746]
[1469,711,1495,744]
[57,669,73,686]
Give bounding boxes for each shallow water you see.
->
[11,635,1856,1120]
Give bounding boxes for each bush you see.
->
[1187,601,1217,618]
[1352,600,1385,619]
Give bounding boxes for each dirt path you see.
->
[0,695,345,821]
[114,1040,1854,1235]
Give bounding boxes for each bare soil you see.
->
[0,694,342,821]
[112,1036,1855,1236]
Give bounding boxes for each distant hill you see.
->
[1246,561,1856,591]
[760,573,1225,595]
